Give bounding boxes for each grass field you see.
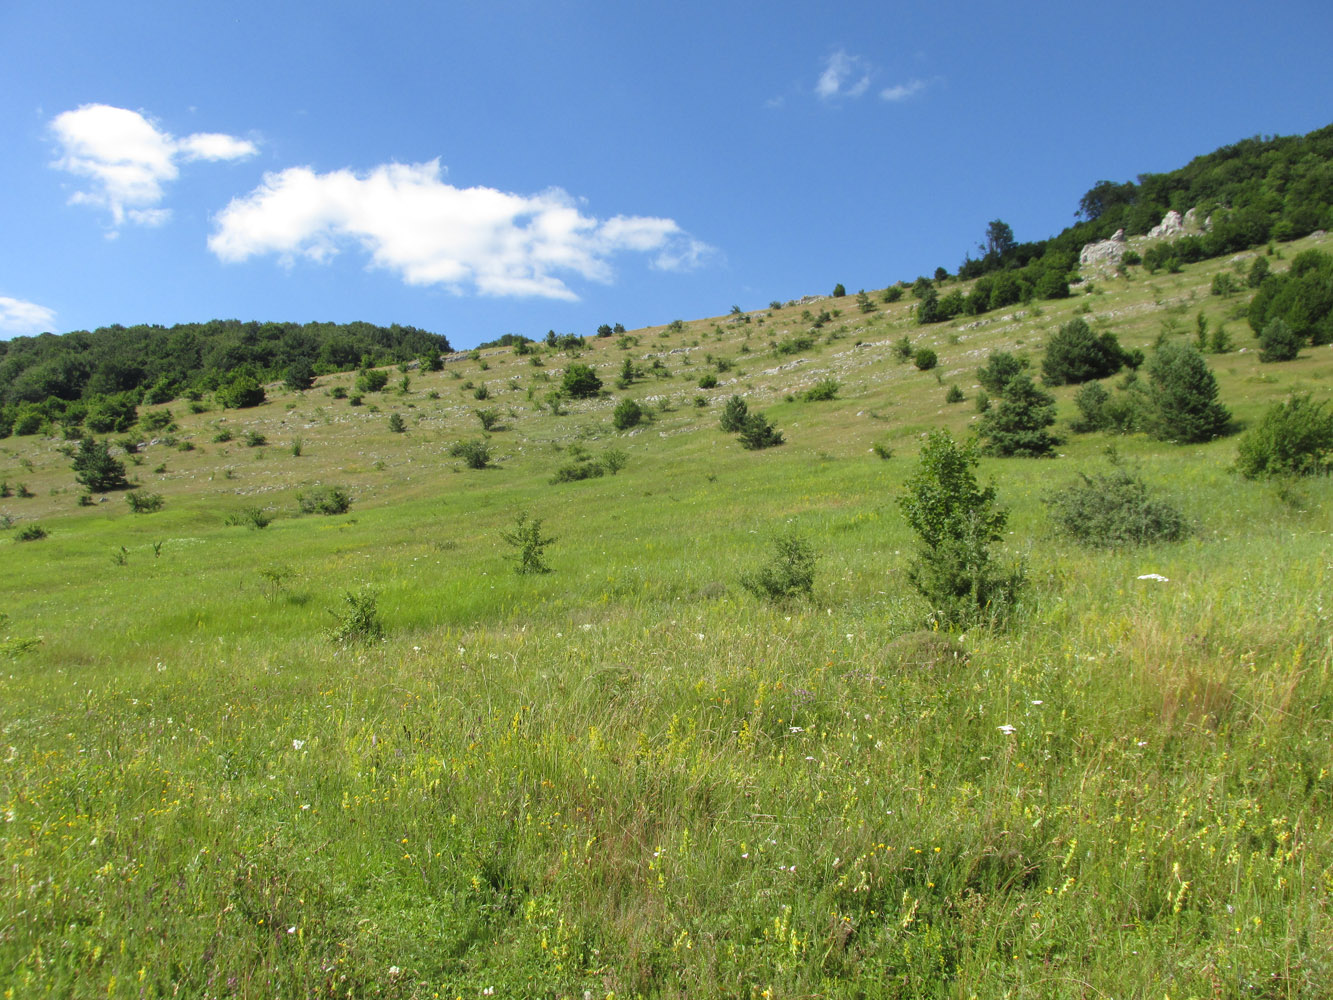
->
[3,237,1333,998]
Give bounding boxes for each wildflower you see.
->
[998,724,1016,735]
[1137,573,1169,582]
[1030,700,1043,705]
[292,739,306,750]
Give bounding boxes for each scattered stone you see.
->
[1148,210,1185,239]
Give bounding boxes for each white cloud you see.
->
[0,296,57,336]
[50,104,257,227]
[880,79,928,102]
[209,160,714,300]
[816,50,872,101]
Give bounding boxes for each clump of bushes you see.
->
[297,486,352,514]
[717,395,784,450]
[15,524,48,542]
[1045,465,1188,547]
[1040,318,1130,385]
[612,398,644,430]
[449,439,492,469]
[1235,394,1333,479]
[800,378,839,402]
[125,491,165,513]
[327,587,384,644]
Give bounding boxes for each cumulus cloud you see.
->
[209,160,714,300]
[880,78,928,102]
[816,50,872,100]
[0,296,57,336]
[50,104,258,227]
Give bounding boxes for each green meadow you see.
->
[3,240,1333,998]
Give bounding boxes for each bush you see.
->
[601,447,628,475]
[244,430,267,447]
[297,485,352,515]
[475,409,501,432]
[831,283,846,298]
[737,412,784,450]
[1069,381,1112,433]
[1040,318,1127,385]
[125,491,165,513]
[719,396,749,432]
[800,378,840,402]
[697,373,719,389]
[217,375,265,409]
[71,438,129,492]
[285,359,316,391]
[976,351,1030,394]
[1145,342,1231,443]
[775,335,817,356]
[978,373,1061,457]
[913,348,938,371]
[612,398,643,430]
[140,409,173,432]
[1258,318,1302,362]
[327,588,384,644]
[449,439,492,469]
[1235,394,1333,479]
[740,529,816,601]
[15,524,48,542]
[898,430,1023,627]
[945,384,965,404]
[1045,466,1188,547]
[330,386,348,399]
[550,459,604,483]
[562,363,603,398]
[225,506,273,529]
[501,511,554,574]
[388,412,406,433]
[356,369,390,393]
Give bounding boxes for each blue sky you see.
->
[3,1,1331,350]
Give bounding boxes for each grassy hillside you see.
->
[3,236,1333,998]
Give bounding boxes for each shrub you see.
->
[719,396,749,432]
[1258,318,1302,362]
[244,430,267,447]
[327,588,384,644]
[72,438,129,492]
[883,286,904,303]
[601,447,628,475]
[976,351,1029,394]
[1045,466,1188,547]
[775,334,817,356]
[945,384,965,404]
[330,386,348,399]
[737,412,784,450]
[832,283,846,298]
[473,385,490,401]
[217,375,265,409]
[15,524,47,542]
[800,378,840,402]
[697,373,719,389]
[612,398,643,430]
[356,369,390,393]
[1040,318,1127,385]
[1235,394,1333,479]
[85,394,138,433]
[475,408,501,431]
[388,412,406,433]
[913,348,938,371]
[501,511,554,574]
[449,439,492,469]
[898,430,1023,627]
[740,529,816,601]
[562,363,603,398]
[225,506,273,529]
[1069,381,1112,433]
[297,486,352,515]
[285,359,316,391]
[125,491,165,513]
[978,373,1061,457]
[550,459,604,483]
[140,409,173,432]
[1145,342,1231,443]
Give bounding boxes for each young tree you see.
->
[561,363,603,398]
[1258,318,1302,362]
[976,351,1028,394]
[1145,342,1231,443]
[72,438,129,492]
[285,358,315,391]
[978,373,1061,457]
[1041,318,1127,385]
[719,395,749,432]
[981,219,1017,262]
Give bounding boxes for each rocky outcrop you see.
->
[1148,210,1185,239]
[1079,229,1127,268]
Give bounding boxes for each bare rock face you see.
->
[1148,210,1185,239]
[1079,229,1127,268]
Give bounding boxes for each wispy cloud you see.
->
[880,78,928,102]
[0,296,56,336]
[816,50,872,101]
[208,160,715,300]
[50,104,258,228]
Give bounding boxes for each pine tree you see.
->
[978,373,1061,456]
[1145,343,1231,443]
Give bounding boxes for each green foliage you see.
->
[327,587,384,644]
[125,491,165,514]
[550,458,604,483]
[831,283,846,298]
[1044,466,1188,547]
[224,506,273,529]
[719,395,749,433]
[475,408,501,432]
[1258,318,1302,362]
[913,348,938,371]
[140,408,173,432]
[775,335,816,356]
[561,363,603,398]
[882,285,904,303]
[976,351,1028,394]
[85,394,138,433]
[1247,249,1333,345]
[1145,342,1231,443]
[600,447,628,475]
[1235,394,1333,479]
[1210,272,1238,297]
[740,529,816,602]
[71,437,129,492]
[500,511,554,574]
[285,359,316,391]
[14,524,47,542]
[898,430,1022,627]
[697,373,719,389]
[1040,318,1127,385]
[387,412,406,433]
[243,430,267,447]
[945,383,965,404]
[296,485,352,515]
[449,439,492,469]
[611,398,643,431]
[1070,381,1113,433]
[736,412,784,450]
[978,373,1061,457]
[799,378,839,402]
[216,374,265,409]
[356,369,390,393]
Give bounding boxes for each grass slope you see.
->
[3,237,1333,998]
